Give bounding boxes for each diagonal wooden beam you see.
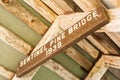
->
[23,0,57,23]
[85,55,108,80]
[0,25,33,55]
[85,55,120,80]
[0,65,14,80]
[41,0,74,15]
[0,0,48,36]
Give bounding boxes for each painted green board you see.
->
[0,39,26,72]
[0,75,8,80]
[0,6,41,46]
[32,66,64,80]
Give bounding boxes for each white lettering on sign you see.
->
[68,10,99,35]
[19,9,100,68]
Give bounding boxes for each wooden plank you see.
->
[0,0,48,36]
[99,0,120,50]
[85,56,108,80]
[104,55,120,69]
[85,55,120,80]
[73,0,104,11]
[101,70,120,80]
[43,59,79,80]
[0,65,14,80]
[92,33,119,54]
[101,0,120,8]
[109,68,120,79]
[104,32,120,48]
[0,25,33,55]
[97,8,120,32]
[77,39,99,59]
[52,0,74,13]
[41,0,73,15]
[64,47,93,71]
[23,0,57,23]
[41,0,65,15]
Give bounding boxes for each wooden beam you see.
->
[73,0,104,11]
[0,25,33,55]
[64,47,93,71]
[109,68,120,79]
[43,59,79,80]
[99,0,120,50]
[85,55,120,80]
[23,0,57,23]
[41,0,73,15]
[51,0,74,13]
[0,0,48,35]
[77,39,99,59]
[101,0,120,8]
[0,65,14,80]
[104,55,120,69]
[85,56,108,80]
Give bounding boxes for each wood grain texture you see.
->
[0,25,33,55]
[73,0,104,11]
[100,0,120,50]
[0,66,14,80]
[23,0,57,23]
[41,0,73,15]
[101,0,120,8]
[0,0,48,35]
[64,47,93,71]
[44,59,79,80]
[109,68,120,79]
[85,56,108,80]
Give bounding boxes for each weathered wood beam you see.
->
[108,68,120,79]
[64,47,93,71]
[73,0,104,11]
[101,0,120,8]
[99,0,120,49]
[0,65,14,80]
[0,25,33,55]
[91,33,119,54]
[104,32,120,49]
[104,55,120,69]
[85,56,108,80]
[44,59,80,80]
[41,0,73,15]
[77,39,99,59]
[51,0,74,13]
[97,8,120,32]
[85,55,120,80]
[0,0,48,35]
[23,0,57,23]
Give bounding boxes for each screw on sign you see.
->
[16,7,109,77]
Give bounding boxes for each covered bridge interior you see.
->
[0,0,120,80]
